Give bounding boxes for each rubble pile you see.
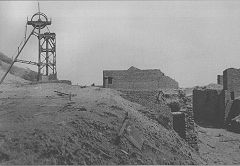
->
[119,90,173,130]
[120,89,199,152]
[183,107,199,151]
[0,52,38,82]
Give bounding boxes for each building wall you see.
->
[103,69,178,90]
[223,68,240,98]
[193,89,225,127]
[158,75,179,89]
[193,87,236,127]
[184,107,199,151]
[220,90,232,125]
[172,112,186,139]
[193,68,240,128]
[217,75,223,85]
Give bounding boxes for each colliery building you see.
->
[103,66,178,90]
[193,68,240,129]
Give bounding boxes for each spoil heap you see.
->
[0,83,205,164]
[0,52,38,82]
[120,89,198,151]
[119,90,173,130]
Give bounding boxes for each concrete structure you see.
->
[217,75,223,85]
[103,66,178,90]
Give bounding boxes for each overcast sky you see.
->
[1,1,240,87]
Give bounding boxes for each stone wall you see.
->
[172,112,186,139]
[193,89,226,127]
[224,90,233,125]
[172,109,198,151]
[192,85,240,128]
[119,90,173,129]
[193,68,240,129]
[120,90,199,151]
[217,75,223,85]
[103,67,178,90]
[223,68,240,98]
[183,107,199,151]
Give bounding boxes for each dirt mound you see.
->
[119,90,173,130]
[120,89,198,151]
[0,68,29,84]
[0,52,38,82]
[0,52,13,64]
[0,83,205,164]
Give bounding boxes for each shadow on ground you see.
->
[195,120,224,129]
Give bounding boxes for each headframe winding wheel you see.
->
[27,12,51,29]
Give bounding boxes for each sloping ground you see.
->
[0,83,205,165]
[0,69,29,85]
[0,52,38,82]
[0,52,14,64]
[119,90,173,130]
[120,90,198,151]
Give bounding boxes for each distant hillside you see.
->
[0,52,38,82]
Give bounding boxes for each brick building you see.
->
[103,66,178,90]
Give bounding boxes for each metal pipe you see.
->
[0,27,36,85]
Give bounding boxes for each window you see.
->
[108,77,113,84]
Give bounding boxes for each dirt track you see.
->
[198,126,240,164]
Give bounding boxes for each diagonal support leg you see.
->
[0,27,36,85]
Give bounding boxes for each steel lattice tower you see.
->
[0,5,57,84]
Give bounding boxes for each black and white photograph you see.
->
[0,0,240,165]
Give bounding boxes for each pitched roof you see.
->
[128,66,140,71]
